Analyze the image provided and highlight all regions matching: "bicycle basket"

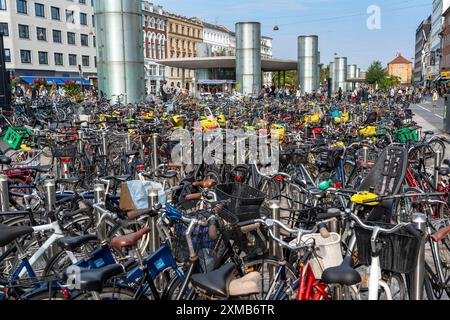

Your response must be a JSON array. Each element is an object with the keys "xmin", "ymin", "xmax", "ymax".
[
  {"xmin": 355, "ymin": 221, "xmax": 422, "ymax": 274},
  {"xmin": 215, "ymin": 183, "xmax": 266, "ymax": 222},
  {"xmin": 171, "ymin": 221, "xmax": 219, "ymax": 272},
  {"xmin": 293, "ymin": 232, "xmax": 343, "ymax": 279}
]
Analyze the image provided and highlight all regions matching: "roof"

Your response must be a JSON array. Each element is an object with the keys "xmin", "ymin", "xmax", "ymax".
[
  {"xmin": 202, "ymin": 22, "xmax": 230, "ymax": 33},
  {"xmin": 388, "ymin": 53, "xmax": 412, "ymax": 65},
  {"xmin": 158, "ymin": 56, "xmax": 297, "ymax": 71}
]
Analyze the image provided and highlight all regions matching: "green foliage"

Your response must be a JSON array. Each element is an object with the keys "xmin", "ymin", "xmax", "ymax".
[
  {"xmin": 365, "ymin": 61, "xmax": 386, "ymax": 85},
  {"xmin": 379, "ymin": 75, "xmax": 401, "ymax": 89}
]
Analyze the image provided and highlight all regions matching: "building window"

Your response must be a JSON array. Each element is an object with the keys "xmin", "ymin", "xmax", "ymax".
[
  {"xmin": 82, "ymin": 55, "xmax": 89, "ymax": 66},
  {"xmin": 0, "ymin": 0, "xmax": 6, "ymax": 10},
  {"xmin": 92, "ymin": 15, "xmax": 95, "ymax": 27},
  {"xmin": 53, "ymin": 30, "xmax": 62, "ymax": 43},
  {"xmin": 35, "ymin": 3, "xmax": 44, "ymax": 17},
  {"xmin": 20, "ymin": 50, "xmax": 31, "ymax": 63},
  {"xmin": 18, "ymin": 24, "xmax": 29, "ymax": 39},
  {"xmin": 79, "ymin": 0, "xmax": 86, "ymax": 4},
  {"xmin": 51, "ymin": 6, "xmax": 60, "ymax": 20},
  {"xmin": 80, "ymin": 34, "xmax": 88, "ymax": 46},
  {"xmin": 36, "ymin": 27, "xmax": 46, "ymax": 41},
  {"xmin": 67, "ymin": 32, "xmax": 76, "ymax": 45},
  {"xmin": 38, "ymin": 51, "xmax": 48, "ymax": 64},
  {"xmin": 0, "ymin": 23, "xmax": 8, "ymax": 36},
  {"xmin": 66, "ymin": 10, "xmax": 74, "ymax": 23},
  {"xmin": 80, "ymin": 12, "xmax": 87, "ymax": 25},
  {"xmin": 93, "ymin": 35, "xmax": 96, "ymax": 47},
  {"xmin": 54, "ymin": 52, "xmax": 63, "ymax": 66},
  {"xmin": 94, "ymin": 56, "xmax": 97, "ymax": 68},
  {"xmin": 16, "ymin": 0, "xmax": 27, "ymax": 14},
  {"xmin": 69, "ymin": 54, "xmax": 77, "ymax": 66},
  {"xmin": 4, "ymin": 49, "xmax": 10, "ymax": 62}
]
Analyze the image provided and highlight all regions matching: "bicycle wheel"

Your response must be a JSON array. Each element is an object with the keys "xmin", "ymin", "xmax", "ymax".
[
  {"xmin": 242, "ymin": 257, "xmax": 296, "ymax": 300},
  {"xmin": 72, "ymin": 286, "xmax": 148, "ymax": 300},
  {"xmin": 379, "ymin": 272, "xmax": 407, "ymax": 300}
]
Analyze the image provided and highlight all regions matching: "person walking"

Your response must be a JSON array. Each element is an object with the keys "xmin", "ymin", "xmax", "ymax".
[{"xmin": 432, "ymin": 88, "xmax": 439, "ymax": 108}]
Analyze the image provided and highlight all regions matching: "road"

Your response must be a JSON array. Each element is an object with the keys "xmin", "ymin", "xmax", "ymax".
[{"xmin": 410, "ymin": 97, "xmax": 450, "ymax": 160}]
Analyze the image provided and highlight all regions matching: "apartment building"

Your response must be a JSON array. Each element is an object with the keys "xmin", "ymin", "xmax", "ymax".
[{"xmin": 0, "ymin": 0, "xmax": 97, "ymax": 83}]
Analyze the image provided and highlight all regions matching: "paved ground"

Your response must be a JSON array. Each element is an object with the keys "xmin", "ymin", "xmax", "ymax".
[{"xmin": 410, "ymin": 97, "xmax": 450, "ymax": 159}]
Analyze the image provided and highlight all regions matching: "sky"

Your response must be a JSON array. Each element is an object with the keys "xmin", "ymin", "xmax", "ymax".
[{"xmin": 159, "ymin": 0, "xmax": 433, "ymax": 70}]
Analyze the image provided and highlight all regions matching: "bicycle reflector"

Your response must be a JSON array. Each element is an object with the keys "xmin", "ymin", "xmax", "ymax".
[
  {"xmin": 136, "ymin": 165, "xmax": 145, "ymax": 171},
  {"xmin": 60, "ymin": 158, "xmax": 71, "ymax": 164}
]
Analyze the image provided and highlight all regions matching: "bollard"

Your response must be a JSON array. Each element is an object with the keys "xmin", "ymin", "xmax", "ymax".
[
  {"xmin": 434, "ymin": 150, "xmax": 441, "ymax": 190},
  {"xmin": 94, "ymin": 184, "xmax": 106, "ymax": 240},
  {"xmin": 125, "ymin": 133, "xmax": 132, "ymax": 151},
  {"xmin": 44, "ymin": 179, "xmax": 56, "ymax": 213},
  {"xmin": 0, "ymin": 174, "xmax": 9, "ymax": 211},
  {"xmin": 77, "ymin": 130, "xmax": 84, "ymax": 154},
  {"xmin": 152, "ymin": 134, "xmax": 159, "ymax": 171},
  {"xmin": 94, "ymin": 184, "xmax": 105, "ymax": 204},
  {"xmin": 102, "ymin": 131, "xmax": 108, "ymax": 156},
  {"xmin": 269, "ymin": 200, "xmax": 281, "ymax": 259},
  {"xmin": 409, "ymin": 212, "xmax": 427, "ymax": 300},
  {"xmin": 148, "ymin": 188, "xmax": 159, "ymax": 253}
]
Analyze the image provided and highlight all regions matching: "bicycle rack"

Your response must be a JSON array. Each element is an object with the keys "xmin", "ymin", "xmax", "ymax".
[
  {"xmin": 434, "ymin": 151, "xmax": 441, "ymax": 190},
  {"xmin": 148, "ymin": 188, "xmax": 159, "ymax": 253},
  {"xmin": 410, "ymin": 212, "xmax": 427, "ymax": 300},
  {"xmin": 0, "ymin": 174, "xmax": 9, "ymax": 211},
  {"xmin": 44, "ymin": 179, "xmax": 56, "ymax": 213},
  {"xmin": 269, "ymin": 200, "xmax": 281, "ymax": 260}
]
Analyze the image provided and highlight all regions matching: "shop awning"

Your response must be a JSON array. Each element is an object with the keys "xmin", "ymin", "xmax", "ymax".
[
  {"xmin": 19, "ymin": 77, "xmax": 91, "ymax": 85},
  {"xmin": 197, "ymin": 80, "xmax": 236, "ymax": 85}
]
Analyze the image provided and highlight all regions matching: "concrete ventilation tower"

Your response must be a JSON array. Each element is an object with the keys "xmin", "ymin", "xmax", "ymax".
[{"xmin": 95, "ymin": 0, "xmax": 145, "ymax": 104}]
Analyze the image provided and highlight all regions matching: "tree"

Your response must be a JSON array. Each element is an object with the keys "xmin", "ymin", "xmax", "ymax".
[
  {"xmin": 273, "ymin": 70, "xmax": 297, "ymax": 87},
  {"xmin": 320, "ymin": 67, "xmax": 330, "ymax": 85},
  {"xmin": 365, "ymin": 61, "xmax": 386, "ymax": 86},
  {"xmin": 379, "ymin": 75, "xmax": 401, "ymax": 89}
]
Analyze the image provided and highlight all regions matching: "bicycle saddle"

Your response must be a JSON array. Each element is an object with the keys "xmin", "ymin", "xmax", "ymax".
[
  {"xmin": 158, "ymin": 170, "xmax": 178, "ymax": 179},
  {"xmin": 0, "ymin": 224, "xmax": 34, "ymax": 247},
  {"xmin": 321, "ymin": 256, "xmax": 361, "ymax": 286},
  {"xmin": 102, "ymin": 175, "xmax": 132, "ymax": 182},
  {"xmin": 62, "ymin": 264, "xmax": 123, "ymax": 293},
  {"xmin": 0, "ymin": 155, "xmax": 12, "ymax": 165},
  {"xmin": 435, "ymin": 167, "xmax": 450, "ymax": 176},
  {"xmin": 190, "ymin": 263, "xmax": 235, "ymax": 298},
  {"xmin": 57, "ymin": 234, "xmax": 98, "ymax": 251},
  {"xmin": 25, "ymin": 165, "xmax": 52, "ymax": 173},
  {"xmin": 125, "ymin": 150, "xmax": 139, "ymax": 157},
  {"xmin": 57, "ymin": 177, "xmax": 81, "ymax": 185},
  {"xmin": 110, "ymin": 227, "xmax": 150, "ymax": 249}
]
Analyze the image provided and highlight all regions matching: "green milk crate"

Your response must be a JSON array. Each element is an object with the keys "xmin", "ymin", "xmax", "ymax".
[{"xmin": 3, "ymin": 127, "xmax": 34, "ymax": 150}]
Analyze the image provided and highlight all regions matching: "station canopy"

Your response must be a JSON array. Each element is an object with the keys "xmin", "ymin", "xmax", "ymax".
[{"xmin": 158, "ymin": 56, "xmax": 297, "ymax": 72}]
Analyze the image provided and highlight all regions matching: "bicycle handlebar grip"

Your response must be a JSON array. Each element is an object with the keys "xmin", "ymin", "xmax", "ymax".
[
  {"xmin": 240, "ymin": 223, "xmax": 261, "ymax": 234},
  {"xmin": 404, "ymin": 224, "xmax": 422, "ymax": 238},
  {"xmin": 316, "ymin": 208, "xmax": 341, "ymax": 220},
  {"xmin": 318, "ymin": 224, "xmax": 330, "ymax": 239},
  {"xmin": 185, "ymin": 193, "xmax": 202, "ymax": 201}
]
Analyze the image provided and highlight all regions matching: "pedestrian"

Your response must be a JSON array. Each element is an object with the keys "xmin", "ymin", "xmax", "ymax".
[
  {"xmin": 337, "ymin": 87, "xmax": 343, "ymax": 101},
  {"xmin": 432, "ymin": 88, "xmax": 439, "ymax": 108}
]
